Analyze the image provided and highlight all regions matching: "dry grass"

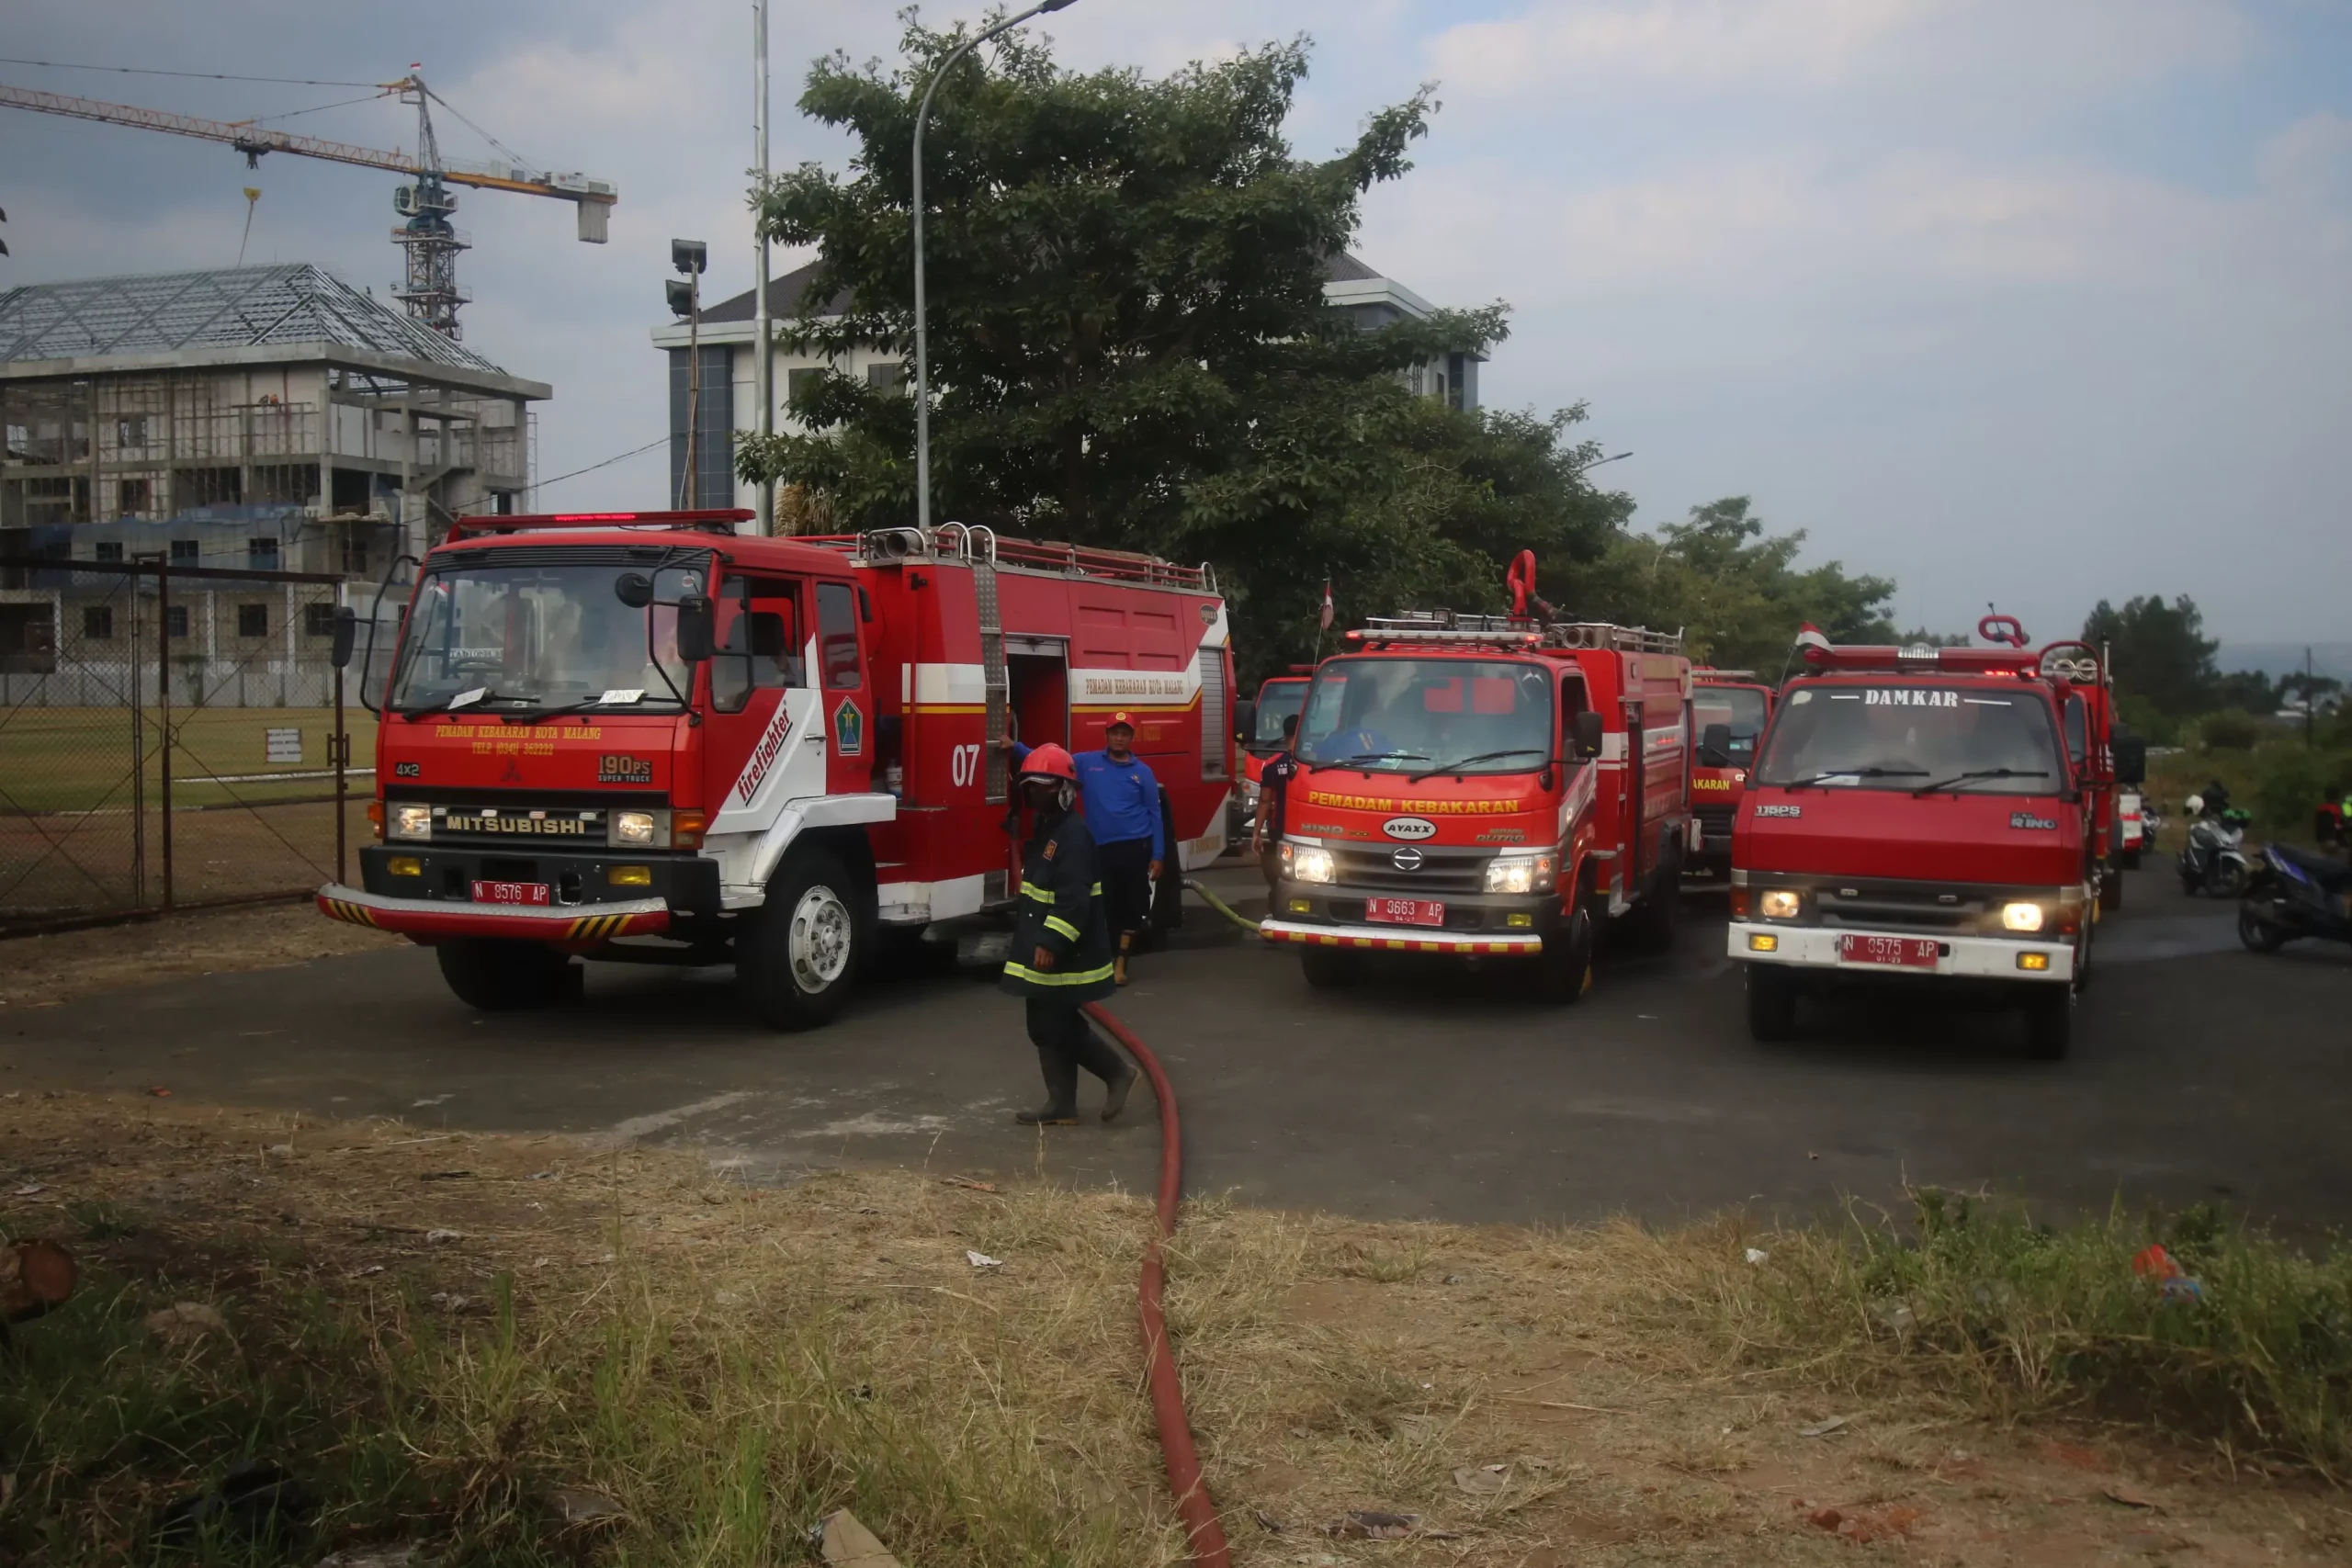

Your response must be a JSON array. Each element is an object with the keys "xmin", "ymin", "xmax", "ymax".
[{"xmin": 3, "ymin": 1095, "xmax": 2347, "ymax": 1566}]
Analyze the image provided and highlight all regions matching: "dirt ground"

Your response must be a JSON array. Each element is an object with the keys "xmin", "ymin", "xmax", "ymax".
[
  {"xmin": 3, "ymin": 1091, "xmax": 2342, "ymax": 1565},
  {"xmin": 0, "ymin": 897, "xmax": 401, "ymax": 1009}
]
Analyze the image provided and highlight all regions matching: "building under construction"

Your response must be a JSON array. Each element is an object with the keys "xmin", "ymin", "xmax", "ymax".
[{"xmin": 0, "ymin": 262, "xmax": 548, "ymax": 694}]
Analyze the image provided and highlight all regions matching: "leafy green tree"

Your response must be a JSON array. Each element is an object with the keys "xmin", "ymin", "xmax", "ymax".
[{"xmin": 2082, "ymin": 596, "xmax": 2221, "ymax": 719}]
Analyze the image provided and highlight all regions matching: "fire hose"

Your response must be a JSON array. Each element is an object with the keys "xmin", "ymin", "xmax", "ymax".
[
  {"xmin": 1081, "ymin": 1002, "xmax": 1234, "ymax": 1568},
  {"xmin": 1182, "ymin": 876, "xmax": 1265, "ymax": 938}
]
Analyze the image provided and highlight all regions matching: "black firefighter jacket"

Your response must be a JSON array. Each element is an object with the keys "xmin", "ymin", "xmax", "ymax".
[{"xmin": 999, "ymin": 807, "xmax": 1117, "ymax": 1003}]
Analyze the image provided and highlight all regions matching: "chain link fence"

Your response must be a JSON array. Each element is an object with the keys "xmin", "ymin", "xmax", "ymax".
[{"xmin": 0, "ymin": 555, "xmax": 369, "ymax": 932}]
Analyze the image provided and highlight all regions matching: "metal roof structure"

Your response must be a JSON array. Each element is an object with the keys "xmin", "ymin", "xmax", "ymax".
[{"xmin": 0, "ymin": 263, "xmax": 505, "ymax": 373}]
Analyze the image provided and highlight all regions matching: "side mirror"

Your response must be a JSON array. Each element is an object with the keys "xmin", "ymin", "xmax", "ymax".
[
  {"xmin": 2113, "ymin": 736, "xmax": 2147, "ymax": 786},
  {"xmin": 615, "ymin": 571, "xmax": 655, "ymax": 609},
  {"xmin": 1571, "ymin": 709, "xmax": 1605, "ymax": 761},
  {"xmin": 674, "ymin": 594, "xmax": 717, "ymax": 663},
  {"xmin": 1699, "ymin": 721, "xmax": 1733, "ymax": 768},
  {"xmin": 1231, "ymin": 699, "xmax": 1255, "ymax": 744},
  {"xmin": 328, "ymin": 605, "xmax": 357, "ymax": 670}
]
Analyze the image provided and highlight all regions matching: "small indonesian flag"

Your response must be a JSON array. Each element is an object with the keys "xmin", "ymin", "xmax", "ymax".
[
  {"xmin": 1794, "ymin": 621, "xmax": 1832, "ymax": 654},
  {"xmin": 1318, "ymin": 580, "xmax": 1334, "ymax": 631}
]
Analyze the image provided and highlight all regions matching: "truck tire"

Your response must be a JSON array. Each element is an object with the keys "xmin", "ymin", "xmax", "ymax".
[
  {"xmin": 1745, "ymin": 964, "xmax": 1797, "ymax": 1042},
  {"xmin": 2024, "ymin": 984, "xmax": 2074, "ymax": 1061},
  {"xmin": 435, "ymin": 938, "xmax": 573, "ymax": 1011},
  {"xmin": 1298, "ymin": 945, "xmax": 1360, "ymax": 989},
  {"xmin": 1533, "ymin": 906, "xmax": 1594, "ymax": 1004},
  {"xmin": 739, "ymin": 848, "xmax": 862, "ymax": 1031}
]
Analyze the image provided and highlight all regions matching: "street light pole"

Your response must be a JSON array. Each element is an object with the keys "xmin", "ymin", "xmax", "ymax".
[{"xmin": 912, "ymin": 0, "xmax": 1076, "ymax": 535}]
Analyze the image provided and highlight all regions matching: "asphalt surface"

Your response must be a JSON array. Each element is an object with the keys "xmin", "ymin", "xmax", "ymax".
[{"xmin": 5, "ymin": 859, "xmax": 2347, "ymax": 1233}]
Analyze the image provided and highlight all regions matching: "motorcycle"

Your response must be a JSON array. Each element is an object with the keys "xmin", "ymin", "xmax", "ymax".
[
  {"xmin": 2238, "ymin": 840, "xmax": 2352, "ymax": 953},
  {"xmin": 2178, "ymin": 807, "xmax": 2253, "ymax": 897}
]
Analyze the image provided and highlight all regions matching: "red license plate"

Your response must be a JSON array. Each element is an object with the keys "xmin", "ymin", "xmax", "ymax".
[
  {"xmin": 1365, "ymin": 897, "xmax": 1445, "ymax": 928},
  {"xmin": 1838, "ymin": 933, "xmax": 1939, "ymax": 969},
  {"xmin": 471, "ymin": 880, "xmax": 550, "ymax": 907}
]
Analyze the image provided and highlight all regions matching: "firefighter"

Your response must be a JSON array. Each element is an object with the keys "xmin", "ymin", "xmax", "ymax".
[
  {"xmin": 1002, "ymin": 713, "xmax": 1163, "ymax": 986},
  {"xmin": 1251, "ymin": 712, "xmax": 1300, "ymax": 889},
  {"xmin": 1001, "ymin": 744, "xmax": 1136, "ymax": 1126}
]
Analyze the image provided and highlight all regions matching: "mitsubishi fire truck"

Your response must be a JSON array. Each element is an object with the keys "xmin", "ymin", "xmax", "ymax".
[
  {"xmin": 318, "ymin": 511, "xmax": 1237, "ymax": 1028},
  {"xmin": 1686, "ymin": 669, "xmax": 1775, "ymax": 885},
  {"xmin": 1725, "ymin": 620, "xmax": 2143, "ymax": 1060},
  {"xmin": 1257, "ymin": 560, "xmax": 1691, "ymax": 998}
]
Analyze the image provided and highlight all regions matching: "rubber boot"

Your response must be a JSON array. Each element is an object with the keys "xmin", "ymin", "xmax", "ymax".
[
  {"xmin": 1014, "ymin": 1045, "xmax": 1080, "ymax": 1125},
  {"xmin": 1071, "ymin": 1025, "xmax": 1136, "ymax": 1122}
]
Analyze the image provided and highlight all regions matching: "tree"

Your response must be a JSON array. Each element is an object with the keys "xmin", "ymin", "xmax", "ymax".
[
  {"xmin": 1577, "ymin": 497, "xmax": 1897, "ymax": 672},
  {"xmin": 2081, "ymin": 596, "xmax": 2220, "ymax": 719}
]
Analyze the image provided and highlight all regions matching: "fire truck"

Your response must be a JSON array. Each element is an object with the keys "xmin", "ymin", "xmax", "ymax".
[
  {"xmin": 1257, "ymin": 558, "xmax": 1691, "ymax": 997},
  {"xmin": 1686, "ymin": 669, "xmax": 1775, "ymax": 885},
  {"xmin": 1234, "ymin": 671, "xmax": 1309, "ymax": 835},
  {"xmin": 1726, "ymin": 620, "xmax": 2143, "ymax": 1060},
  {"xmin": 317, "ymin": 511, "xmax": 1237, "ymax": 1028}
]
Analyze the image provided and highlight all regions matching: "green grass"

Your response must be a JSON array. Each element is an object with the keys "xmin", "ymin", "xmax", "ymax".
[
  {"xmin": 0, "ymin": 708, "xmax": 379, "ymax": 814},
  {"xmin": 2149, "ymin": 734, "xmax": 2352, "ymax": 845}
]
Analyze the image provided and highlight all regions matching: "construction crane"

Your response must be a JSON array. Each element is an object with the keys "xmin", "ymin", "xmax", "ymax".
[{"xmin": 0, "ymin": 73, "xmax": 616, "ymax": 341}]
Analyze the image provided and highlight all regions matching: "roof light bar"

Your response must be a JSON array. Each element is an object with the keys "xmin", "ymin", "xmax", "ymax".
[{"xmin": 448, "ymin": 508, "xmax": 755, "ymax": 537}]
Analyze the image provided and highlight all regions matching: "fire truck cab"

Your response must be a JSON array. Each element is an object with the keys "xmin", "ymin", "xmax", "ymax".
[
  {"xmin": 320, "ymin": 511, "xmax": 1235, "ymax": 1029},
  {"xmin": 1259, "ymin": 571, "xmax": 1690, "ymax": 998},
  {"xmin": 1727, "ymin": 626, "xmax": 2133, "ymax": 1059},
  {"xmin": 1686, "ymin": 670, "xmax": 1774, "ymax": 885}
]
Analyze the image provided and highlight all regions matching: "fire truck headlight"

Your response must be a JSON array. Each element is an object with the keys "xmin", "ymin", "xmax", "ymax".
[
  {"xmin": 614, "ymin": 810, "xmax": 658, "ymax": 845},
  {"xmin": 1288, "ymin": 845, "xmax": 1336, "ymax": 885},
  {"xmin": 390, "ymin": 805, "xmax": 434, "ymax": 841},
  {"xmin": 1485, "ymin": 854, "xmax": 1555, "ymax": 895},
  {"xmin": 1758, "ymin": 887, "xmax": 1802, "ymax": 919},
  {"xmin": 2001, "ymin": 900, "xmax": 2045, "ymax": 932}
]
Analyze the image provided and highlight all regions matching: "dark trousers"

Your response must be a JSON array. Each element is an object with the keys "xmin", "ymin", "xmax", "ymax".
[
  {"xmin": 1098, "ymin": 835, "xmax": 1154, "ymax": 940},
  {"xmin": 1025, "ymin": 998, "xmax": 1130, "ymax": 1111}
]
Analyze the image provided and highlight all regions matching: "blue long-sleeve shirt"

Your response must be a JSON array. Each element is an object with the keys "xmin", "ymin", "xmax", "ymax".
[{"xmin": 1010, "ymin": 742, "xmax": 1165, "ymax": 858}]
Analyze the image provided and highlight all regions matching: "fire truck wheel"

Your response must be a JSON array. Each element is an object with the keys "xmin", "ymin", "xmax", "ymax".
[
  {"xmin": 2024, "ymin": 984, "xmax": 2074, "ymax": 1061},
  {"xmin": 1533, "ymin": 907, "xmax": 1594, "ymax": 1003},
  {"xmin": 435, "ymin": 939, "xmax": 573, "ymax": 1011},
  {"xmin": 741, "ymin": 850, "xmax": 862, "ymax": 1031},
  {"xmin": 1745, "ymin": 964, "xmax": 1797, "ymax": 1043},
  {"xmin": 1298, "ymin": 945, "xmax": 1361, "ymax": 989}
]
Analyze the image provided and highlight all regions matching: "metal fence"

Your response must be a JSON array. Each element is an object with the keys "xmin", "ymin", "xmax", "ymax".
[{"xmin": 0, "ymin": 555, "xmax": 369, "ymax": 932}]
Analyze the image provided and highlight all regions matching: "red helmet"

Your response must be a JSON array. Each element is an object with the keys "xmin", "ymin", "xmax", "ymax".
[{"xmin": 1017, "ymin": 742, "xmax": 1078, "ymax": 782}]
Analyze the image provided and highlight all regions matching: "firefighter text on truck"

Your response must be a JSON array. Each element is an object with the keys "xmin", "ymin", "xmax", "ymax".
[
  {"xmin": 1726, "ymin": 623, "xmax": 2133, "ymax": 1060},
  {"xmin": 1257, "ymin": 554, "xmax": 1690, "ymax": 998},
  {"xmin": 318, "ymin": 512, "xmax": 1236, "ymax": 1030}
]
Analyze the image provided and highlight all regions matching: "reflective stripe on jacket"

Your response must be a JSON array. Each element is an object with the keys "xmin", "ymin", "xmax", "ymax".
[{"xmin": 1000, "ymin": 810, "xmax": 1117, "ymax": 1002}]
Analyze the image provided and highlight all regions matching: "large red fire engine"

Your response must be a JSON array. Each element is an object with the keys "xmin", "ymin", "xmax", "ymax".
[
  {"xmin": 318, "ymin": 511, "xmax": 1236, "ymax": 1027},
  {"xmin": 1686, "ymin": 669, "xmax": 1775, "ymax": 885},
  {"xmin": 1257, "ymin": 558, "xmax": 1691, "ymax": 997},
  {"xmin": 1726, "ymin": 619, "xmax": 2142, "ymax": 1059}
]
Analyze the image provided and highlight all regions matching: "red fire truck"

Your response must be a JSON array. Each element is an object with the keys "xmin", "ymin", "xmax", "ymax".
[
  {"xmin": 1726, "ymin": 622, "xmax": 2142, "ymax": 1059},
  {"xmin": 1686, "ymin": 669, "xmax": 1775, "ymax": 885},
  {"xmin": 1235, "ymin": 672, "xmax": 1309, "ymax": 834},
  {"xmin": 318, "ymin": 511, "xmax": 1237, "ymax": 1028},
  {"xmin": 1257, "ymin": 560, "xmax": 1691, "ymax": 997}
]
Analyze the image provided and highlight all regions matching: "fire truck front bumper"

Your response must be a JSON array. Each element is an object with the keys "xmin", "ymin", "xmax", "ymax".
[
  {"xmin": 1727, "ymin": 920, "xmax": 2075, "ymax": 982},
  {"xmin": 317, "ymin": 885, "xmax": 672, "ymax": 943},
  {"xmin": 1258, "ymin": 918, "xmax": 1545, "ymax": 956}
]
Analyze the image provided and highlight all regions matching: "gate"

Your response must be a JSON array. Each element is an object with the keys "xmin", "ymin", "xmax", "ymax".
[{"xmin": 0, "ymin": 554, "xmax": 364, "ymax": 932}]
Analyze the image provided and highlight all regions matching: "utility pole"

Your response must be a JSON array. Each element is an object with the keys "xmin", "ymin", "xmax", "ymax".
[
  {"xmin": 2308, "ymin": 645, "xmax": 2316, "ymax": 750},
  {"xmin": 912, "ymin": 0, "xmax": 1077, "ymax": 535},
  {"xmin": 753, "ymin": 0, "xmax": 775, "ymax": 535},
  {"xmin": 669, "ymin": 240, "xmax": 707, "ymax": 507}
]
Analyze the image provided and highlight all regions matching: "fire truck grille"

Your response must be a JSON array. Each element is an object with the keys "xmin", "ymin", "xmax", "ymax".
[
  {"xmin": 1814, "ymin": 884, "xmax": 1996, "ymax": 934},
  {"xmin": 1694, "ymin": 805, "xmax": 1737, "ymax": 840},
  {"xmin": 1327, "ymin": 843, "xmax": 1493, "ymax": 896}
]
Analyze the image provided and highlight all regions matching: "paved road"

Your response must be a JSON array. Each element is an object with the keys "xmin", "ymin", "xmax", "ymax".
[{"xmin": 5, "ymin": 863, "xmax": 2346, "ymax": 1232}]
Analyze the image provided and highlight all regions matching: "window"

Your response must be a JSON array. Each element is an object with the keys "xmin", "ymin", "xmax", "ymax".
[
  {"xmin": 710, "ymin": 576, "xmax": 805, "ymax": 713},
  {"xmin": 865, "ymin": 361, "xmax": 906, "ymax": 391},
  {"xmin": 237, "ymin": 603, "xmax": 270, "ymax": 638},
  {"xmin": 248, "ymin": 536, "xmax": 281, "ymax": 570},
  {"xmin": 343, "ymin": 535, "xmax": 371, "ymax": 576},
  {"xmin": 117, "ymin": 416, "xmax": 148, "ymax": 446},
  {"xmin": 0, "ymin": 604, "xmax": 57, "ymax": 673},
  {"xmin": 1754, "ymin": 684, "xmax": 2062, "ymax": 795},
  {"xmin": 93, "ymin": 542, "xmax": 124, "ymax": 563},
  {"xmin": 117, "ymin": 477, "xmax": 151, "ymax": 516},
  {"xmin": 170, "ymin": 538, "xmax": 199, "ymax": 564},
  {"xmin": 817, "ymin": 581, "xmax": 861, "ymax": 689},
  {"xmin": 303, "ymin": 603, "xmax": 337, "ymax": 638},
  {"xmin": 83, "ymin": 605, "xmax": 115, "ymax": 640},
  {"xmin": 786, "ymin": 367, "xmax": 823, "ymax": 406},
  {"xmin": 165, "ymin": 604, "xmax": 189, "ymax": 639}
]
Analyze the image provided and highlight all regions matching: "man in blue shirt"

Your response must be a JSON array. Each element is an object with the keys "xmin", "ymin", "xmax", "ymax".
[{"xmin": 1004, "ymin": 711, "xmax": 1163, "ymax": 986}]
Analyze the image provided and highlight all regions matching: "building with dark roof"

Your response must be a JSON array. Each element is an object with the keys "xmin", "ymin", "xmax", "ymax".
[{"xmin": 648, "ymin": 253, "xmax": 1482, "ymax": 518}]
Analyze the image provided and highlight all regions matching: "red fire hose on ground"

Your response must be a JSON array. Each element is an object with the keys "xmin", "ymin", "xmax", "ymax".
[{"xmin": 1083, "ymin": 1001, "xmax": 1233, "ymax": 1568}]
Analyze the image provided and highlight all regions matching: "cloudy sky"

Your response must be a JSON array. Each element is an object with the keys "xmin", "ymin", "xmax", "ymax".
[{"xmin": 5, "ymin": 0, "xmax": 2346, "ymax": 644}]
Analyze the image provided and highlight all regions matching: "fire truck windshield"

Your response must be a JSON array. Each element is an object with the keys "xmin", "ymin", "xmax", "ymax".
[
  {"xmin": 1250, "ymin": 682, "xmax": 1307, "ymax": 751},
  {"xmin": 1755, "ymin": 683, "xmax": 2063, "ymax": 795},
  {"xmin": 1692, "ymin": 686, "xmax": 1769, "ymax": 761},
  {"xmin": 390, "ymin": 559, "xmax": 704, "ymax": 715},
  {"xmin": 1295, "ymin": 657, "xmax": 1555, "ymax": 774}
]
